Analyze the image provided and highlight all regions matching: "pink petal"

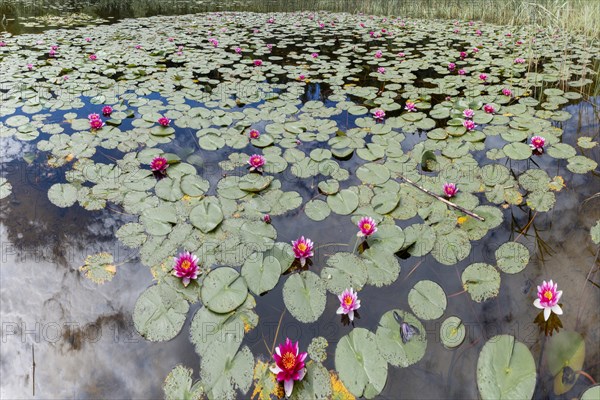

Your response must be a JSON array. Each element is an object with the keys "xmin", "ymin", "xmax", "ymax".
[{"xmin": 284, "ymin": 379, "xmax": 294, "ymax": 397}]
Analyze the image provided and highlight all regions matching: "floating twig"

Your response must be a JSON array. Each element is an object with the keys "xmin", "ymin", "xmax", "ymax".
[
  {"xmin": 32, "ymin": 344, "xmax": 36, "ymax": 397},
  {"xmin": 400, "ymin": 176, "xmax": 485, "ymax": 221}
]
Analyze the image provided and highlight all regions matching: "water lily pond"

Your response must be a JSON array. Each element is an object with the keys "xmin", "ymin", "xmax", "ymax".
[{"xmin": 1, "ymin": 5, "xmax": 600, "ymax": 400}]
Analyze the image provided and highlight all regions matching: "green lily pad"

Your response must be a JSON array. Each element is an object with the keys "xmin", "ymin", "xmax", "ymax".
[
  {"xmin": 361, "ymin": 248, "xmax": 401, "ymax": 287},
  {"xmin": 0, "ymin": 178, "xmax": 12, "ymax": 199},
  {"xmin": 189, "ymin": 197, "xmax": 224, "ymax": 233},
  {"xmin": 477, "ymin": 335, "xmax": 536, "ymax": 400},
  {"xmin": 163, "ymin": 365, "xmax": 204, "ymax": 400},
  {"xmin": 141, "ymin": 205, "xmax": 178, "ymax": 235},
  {"xmin": 408, "ymin": 280, "xmax": 446, "ymax": 320},
  {"xmin": 305, "ymin": 199, "xmax": 331, "ymax": 221},
  {"xmin": 133, "ymin": 284, "xmax": 189, "ymax": 342},
  {"xmin": 327, "ymin": 189, "xmax": 359, "ymax": 215},
  {"xmin": 241, "ymin": 252, "xmax": 281, "ymax": 296},
  {"xmin": 283, "ymin": 271, "xmax": 326, "ymax": 323},
  {"xmin": 503, "ymin": 142, "xmax": 533, "ymax": 160},
  {"xmin": 567, "ymin": 156, "xmax": 597, "ymax": 174},
  {"xmin": 462, "ymin": 263, "xmax": 501, "ymax": 302},
  {"xmin": 546, "ymin": 331, "xmax": 585, "ymax": 395},
  {"xmin": 321, "ymin": 252, "xmax": 369, "ymax": 294},
  {"xmin": 495, "ymin": 242, "xmax": 529, "ymax": 274},
  {"xmin": 366, "ymin": 224, "xmax": 405, "ymax": 253},
  {"xmin": 48, "ymin": 183, "xmax": 78, "ymax": 207},
  {"xmin": 335, "ymin": 328, "xmax": 388, "ymax": 399},
  {"xmin": 200, "ymin": 338, "xmax": 254, "ymax": 399},
  {"xmin": 375, "ymin": 309, "xmax": 426, "ymax": 367},
  {"xmin": 440, "ymin": 316, "xmax": 465, "ymax": 349},
  {"xmin": 289, "ymin": 362, "xmax": 332, "ymax": 400},
  {"xmin": 79, "ymin": 252, "xmax": 116, "ymax": 284},
  {"xmin": 581, "ymin": 385, "xmax": 600, "ymax": 400},
  {"xmin": 201, "ymin": 267, "xmax": 248, "ymax": 314},
  {"xmin": 356, "ymin": 163, "xmax": 390, "ymax": 185}
]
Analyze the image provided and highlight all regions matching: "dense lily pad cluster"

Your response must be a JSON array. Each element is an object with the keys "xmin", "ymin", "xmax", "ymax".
[{"xmin": 1, "ymin": 10, "xmax": 599, "ymax": 399}]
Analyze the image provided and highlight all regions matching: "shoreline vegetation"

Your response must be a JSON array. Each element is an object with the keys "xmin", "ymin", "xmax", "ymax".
[{"xmin": 1, "ymin": 0, "xmax": 599, "ymax": 37}]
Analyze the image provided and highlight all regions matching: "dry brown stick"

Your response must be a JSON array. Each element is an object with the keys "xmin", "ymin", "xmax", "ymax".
[
  {"xmin": 400, "ymin": 176, "xmax": 485, "ymax": 221},
  {"xmin": 32, "ymin": 344, "xmax": 36, "ymax": 397}
]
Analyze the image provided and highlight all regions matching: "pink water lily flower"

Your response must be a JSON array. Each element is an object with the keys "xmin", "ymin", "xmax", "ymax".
[
  {"xmin": 311, "ymin": 52, "xmax": 318, "ymax": 58},
  {"xmin": 235, "ymin": 47, "xmax": 242, "ymax": 53},
  {"xmin": 51, "ymin": 45, "xmax": 58, "ymax": 50},
  {"xmin": 27, "ymin": 64, "xmax": 33, "ymax": 70},
  {"xmin": 88, "ymin": 113, "xmax": 101, "ymax": 121},
  {"xmin": 89, "ymin": 118, "xmax": 104, "ymax": 130},
  {"xmin": 476, "ymin": 29, "xmax": 482, "ymax": 36},
  {"xmin": 502, "ymin": 88, "xmax": 512, "ymax": 96},
  {"xmin": 479, "ymin": 73, "xmax": 488, "ymax": 81},
  {"xmin": 269, "ymin": 338, "xmax": 307, "ymax": 398},
  {"xmin": 463, "ymin": 108, "xmax": 475, "ymax": 119},
  {"xmin": 85, "ymin": 37, "xmax": 91, "ymax": 42},
  {"xmin": 377, "ymin": 67, "xmax": 385, "ymax": 74},
  {"xmin": 158, "ymin": 116, "xmax": 171, "ymax": 127},
  {"xmin": 135, "ymin": 44, "xmax": 142, "ymax": 49},
  {"xmin": 150, "ymin": 156, "xmax": 168, "ymax": 172},
  {"xmin": 374, "ymin": 50, "xmax": 383, "ymax": 58},
  {"xmin": 530, "ymin": 135, "xmax": 546, "ymax": 150},
  {"xmin": 253, "ymin": 59, "xmax": 263, "ymax": 67},
  {"xmin": 168, "ymin": 37, "xmax": 174, "ymax": 42},
  {"xmin": 267, "ymin": 43, "xmax": 273, "ymax": 50},
  {"xmin": 172, "ymin": 251, "xmax": 200, "ymax": 287},
  {"xmin": 448, "ymin": 62, "xmax": 456, "ymax": 71},
  {"xmin": 248, "ymin": 129, "xmax": 260, "ymax": 139},
  {"xmin": 397, "ymin": 52, "xmax": 405, "ymax": 57},
  {"xmin": 357, "ymin": 216, "xmax": 377, "ymax": 237},
  {"xmin": 373, "ymin": 109, "xmax": 385, "ymax": 120},
  {"xmin": 458, "ymin": 69, "xmax": 466, "ymax": 75},
  {"xmin": 248, "ymin": 154, "xmax": 266, "ymax": 172},
  {"xmin": 483, "ymin": 104, "xmax": 495, "ymax": 114},
  {"xmin": 459, "ymin": 51, "xmax": 467, "ymax": 59},
  {"xmin": 443, "ymin": 183, "xmax": 458, "ymax": 198},
  {"xmin": 534, "ymin": 280, "xmax": 563, "ymax": 321},
  {"xmin": 298, "ymin": 74, "xmax": 306, "ymax": 81},
  {"xmin": 337, "ymin": 288, "xmax": 361, "ymax": 321},
  {"xmin": 88, "ymin": 53, "xmax": 97, "ymax": 61},
  {"xmin": 405, "ymin": 101, "xmax": 417, "ymax": 112},
  {"xmin": 514, "ymin": 57, "xmax": 526, "ymax": 64},
  {"xmin": 49, "ymin": 49, "xmax": 57, "ymax": 57},
  {"xmin": 292, "ymin": 236, "xmax": 313, "ymax": 266},
  {"xmin": 0, "ymin": 41, "xmax": 6, "ymax": 47},
  {"xmin": 102, "ymin": 105, "xmax": 113, "ymax": 116},
  {"xmin": 263, "ymin": 214, "xmax": 271, "ymax": 224},
  {"xmin": 463, "ymin": 120, "xmax": 477, "ymax": 131}
]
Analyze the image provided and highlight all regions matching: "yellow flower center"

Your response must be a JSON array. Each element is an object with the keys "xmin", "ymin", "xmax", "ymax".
[
  {"xmin": 543, "ymin": 290, "xmax": 553, "ymax": 301},
  {"xmin": 344, "ymin": 295, "xmax": 353, "ymax": 306},
  {"xmin": 282, "ymin": 352, "xmax": 296, "ymax": 370},
  {"xmin": 297, "ymin": 243, "xmax": 307, "ymax": 251},
  {"xmin": 181, "ymin": 260, "xmax": 191, "ymax": 270},
  {"xmin": 363, "ymin": 223, "xmax": 371, "ymax": 231}
]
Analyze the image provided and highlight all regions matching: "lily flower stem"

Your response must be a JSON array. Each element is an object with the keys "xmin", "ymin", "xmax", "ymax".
[
  {"xmin": 351, "ymin": 236, "xmax": 361, "ymax": 254},
  {"xmin": 575, "ymin": 370, "xmax": 597, "ymax": 385}
]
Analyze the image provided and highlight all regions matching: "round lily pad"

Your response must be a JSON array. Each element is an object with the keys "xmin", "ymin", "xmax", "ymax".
[
  {"xmin": 408, "ymin": 280, "xmax": 446, "ymax": 320},
  {"xmin": 283, "ymin": 271, "xmax": 326, "ymax": 323},
  {"xmin": 190, "ymin": 197, "xmax": 224, "ymax": 233},
  {"xmin": 201, "ymin": 267, "xmax": 248, "ymax": 314},
  {"xmin": 495, "ymin": 242, "xmax": 529, "ymax": 274},
  {"xmin": 462, "ymin": 263, "xmax": 500, "ymax": 302},
  {"xmin": 477, "ymin": 335, "xmax": 536, "ymax": 400},
  {"xmin": 440, "ymin": 316, "xmax": 466, "ymax": 349},
  {"xmin": 375, "ymin": 309, "xmax": 426, "ymax": 367},
  {"xmin": 335, "ymin": 328, "xmax": 388, "ymax": 399},
  {"xmin": 48, "ymin": 183, "xmax": 78, "ymax": 208},
  {"xmin": 327, "ymin": 189, "xmax": 359, "ymax": 215},
  {"xmin": 304, "ymin": 199, "xmax": 331, "ymax": 221},
  {"xmin": 133, "ymin": 284, "xmax": 189, "ymax": 342},
  {"xmin": 241, "ymin": 252, "xmax": 281, "ymax": 296}
]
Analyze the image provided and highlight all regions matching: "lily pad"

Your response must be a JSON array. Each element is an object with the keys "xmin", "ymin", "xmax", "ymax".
[
  {"xmin": 283, "ymin": 271, "xmax": 326, "ymax": 323},
  {"xmin": 375, "ymin": 309, "xmax": 426, "ymax": 367},
  {"xmin": 546, "ymin": 331, "xmax": 585, "ymax": 395},
  {"xmin": 335, "ymin": 328, "xmax": 388, "ymax": 399},
  {"xmin": 48, "ymin": 183, "xmax": 78, "ymax": 207},
  {"xmin": 321, "ymin": 252, "xmax": 369, "ymax": 294},
  {"xmin": 133, "ymin": 284, "xmax": 189, "ymax": 342},
  {"xmin": 327, "ymin": 189, "xmax": 359, "ymax": 215},
  {"xmin": 440, "ymin": 316, "xmax": 466, "ymax": 349},
  {"xmin": 495, "ymin": 242, "xmax": 529, "ymax": 274},
  {"xmin": 408, "ymin": 280, "xmax": 446, "ymax": 320},
  {"xmin": 189, "ymin": 197, "xmax": 224, "ymax": 233},
  {"xmin": 477, "ymin": 335, "xmax": 536, "ymax": 400},
  {"xmin": 462, "ymin": 263, "xmax": 501, "ymax": 302},
  {"xmin": 241, "ymin": 252, "xmax": 281, "ymax": 296},
  {"xmin": 79, "ymin": 252, "xmax": 116, "ymax": 284},
  {"xmin": 201, "ymin": 267, "xmax": 248, "ymax": 314}
]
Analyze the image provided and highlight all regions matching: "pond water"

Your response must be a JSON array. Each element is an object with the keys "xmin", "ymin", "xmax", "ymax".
[{"xmin": 1, "ymin": 4, "xmax": 599, "ymax": 400}]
